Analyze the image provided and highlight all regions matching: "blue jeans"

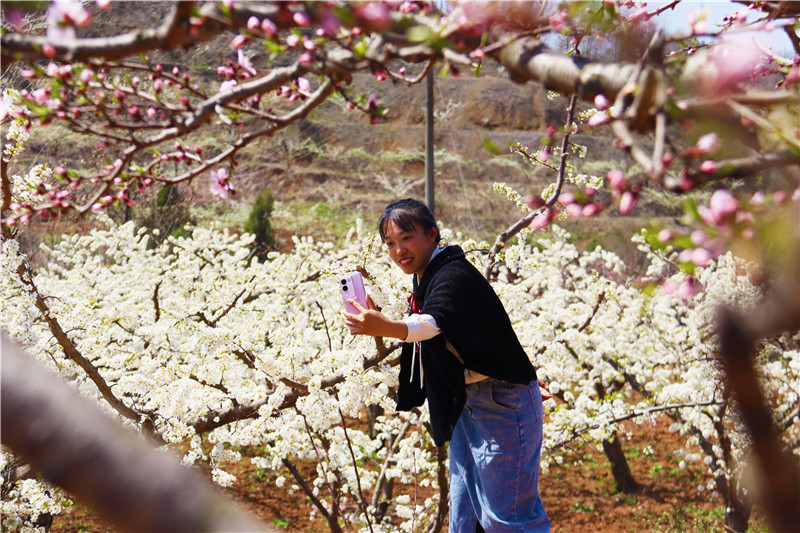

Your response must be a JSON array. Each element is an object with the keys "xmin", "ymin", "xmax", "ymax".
[{"xmin": 449, "ymin": 379, "xmax": 550, "ymax": 533}]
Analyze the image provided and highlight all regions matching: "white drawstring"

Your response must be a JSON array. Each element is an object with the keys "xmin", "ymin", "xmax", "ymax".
[{"xmin": 410, "ymin": 342, "xmax": 424, "ymax": 388}]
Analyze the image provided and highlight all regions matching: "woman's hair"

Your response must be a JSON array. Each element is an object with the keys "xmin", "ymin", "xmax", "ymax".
[{"xmin": 379, "ymin": 198, "xmax": 441, "ymax": 244}]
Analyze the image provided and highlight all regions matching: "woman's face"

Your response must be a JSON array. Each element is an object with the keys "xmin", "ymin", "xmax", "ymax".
[{"xmin": 383, "ymin": 220, "xmax": 438, "ymax": 279}]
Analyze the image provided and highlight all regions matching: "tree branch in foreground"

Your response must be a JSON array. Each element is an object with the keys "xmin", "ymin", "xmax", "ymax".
[
  {"xmin": 0, "ymin": 335, "xmax": 269, "ymax": 533},
  {"xmin": 716, "ymin": 280, "xmax": 800, "ymax": 533}
]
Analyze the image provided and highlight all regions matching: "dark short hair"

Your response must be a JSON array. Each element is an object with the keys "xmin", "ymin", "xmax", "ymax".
[{"xmin": 378, "ymin": 198, "xmax": 441, "ymax": 244}]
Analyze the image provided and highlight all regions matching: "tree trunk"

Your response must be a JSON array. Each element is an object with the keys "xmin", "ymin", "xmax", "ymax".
[
  {"xmin": 723, "ymin": 476, "xmax": 753, "ymax": 533},
  {"xmin": 602, "ymin": 432, "xmax": 642, "ymax": 494}
]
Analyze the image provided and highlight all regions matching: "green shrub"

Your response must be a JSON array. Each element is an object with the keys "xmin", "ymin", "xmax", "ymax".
[{"xmin": 245, "ymin": 187, "xmax": 276, "ymax": 261}]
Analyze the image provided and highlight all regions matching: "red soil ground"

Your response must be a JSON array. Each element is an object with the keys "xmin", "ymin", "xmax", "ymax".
[{"xmin": 50, "ymin": 416, "xmax": 768, "ymax": 533}]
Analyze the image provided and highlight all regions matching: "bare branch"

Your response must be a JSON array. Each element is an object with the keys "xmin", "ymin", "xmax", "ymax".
[
  {"xmin": 484, "ymin": 93, "xmax": 578, "ymax": 279},
  {"xmin": 1, "ymin": 336, "xmax": 268, "ymax": 533},
  {"xmin": 16, "ymin": 263, "xmax": 149, "ymax": 434},
  {"xmin": 188, "ymin": 340, "xmax": 402, "ymax": 434}
]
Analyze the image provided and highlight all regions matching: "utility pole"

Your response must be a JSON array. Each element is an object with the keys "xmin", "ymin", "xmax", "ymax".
[{"xmin": 424, "ymin": 68, "xmax": 434, "ymax": 213}]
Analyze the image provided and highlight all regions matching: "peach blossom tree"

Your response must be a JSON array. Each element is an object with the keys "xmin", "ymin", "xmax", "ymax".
[{"xmin": 1, "ymin": 1, "xmax": 799, "ymax": 532}]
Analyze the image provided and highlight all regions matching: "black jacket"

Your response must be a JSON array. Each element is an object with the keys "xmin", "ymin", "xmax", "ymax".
[{"xmin": 396, "ymin": 245, "xmax": 537, "ymax": 446}]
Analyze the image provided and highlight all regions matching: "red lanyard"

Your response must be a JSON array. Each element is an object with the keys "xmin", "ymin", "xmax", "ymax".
[{"xmin": 407, "ymin": 291, "xmax": 419, "ymax": 314}]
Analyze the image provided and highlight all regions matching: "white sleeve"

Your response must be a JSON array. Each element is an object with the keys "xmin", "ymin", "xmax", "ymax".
[{"xmin": 403, "ymin": 313, "xmax": 441, "ymax": 342}]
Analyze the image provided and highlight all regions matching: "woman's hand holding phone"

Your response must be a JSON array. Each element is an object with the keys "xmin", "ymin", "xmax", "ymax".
[{"xmin": 339, "ymin": 273, "xmax": 408, "ymax": 340}]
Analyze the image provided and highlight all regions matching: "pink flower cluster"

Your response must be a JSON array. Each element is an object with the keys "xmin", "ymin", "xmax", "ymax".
[{"xmin": 209, "ymin": 168, "xmax": 233, "ymax": 199}]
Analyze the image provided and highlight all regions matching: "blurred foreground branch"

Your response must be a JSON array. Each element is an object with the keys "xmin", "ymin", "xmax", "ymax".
[
  {"xmin": 0, "ymin": 335, "xmax": 269, "ymax": 533},
  {"xmin": 716, "ymin": 212, "xmax": 800, "ymax": 533}
]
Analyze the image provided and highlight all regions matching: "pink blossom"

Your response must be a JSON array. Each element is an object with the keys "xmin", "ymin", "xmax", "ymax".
[
  {"xmin": 677, "ymin": 278, "xmax": 702, "ymax": 301},
  {"xmin": 702, "ymin": 40, "xmax": 765, "ymax": 96},
  {"xmin": 0, "ymin": 94, "xmax": 13, "ymax": 122},
  {"xmin": 549, "ymin": 11, "xmax": 567, "ymax": 32},
  {"xmin": 153, "ymin": 79, "xmax": 163, "ymax": 92},
  {"xmin": 606, "ymin": 169, "xmax": 627, "ymax": 191},
  {"xmin": 686, "ymin": 9, "xmax": 707, "ymax": 34},
  {"xmin": 217, "ymin": 65, "xmax": 235, "ymax": 77},
  {"xmin": 45, "ymin": 62, "xmax": 59, "ymax": 78},
  {"xmin": 320, "ymin": 14, "xmax": 341, "ymax": 36},
  {"xmin": 32, "ymin": 88, "xmax": 49, "ymax": 104},
  {"xmin": 297, "ymin": 77, "xmax": 311, "ymax": 94},
  {"xmin": 558, "ymin": 192, "xmax": 576, "ymax": 205},
  {"xmin": 48, "ymin": 0, "xmax": 92, "ymax": 34},
  {"xmin": 699, "ymin": 160, "xmax": 717, "ymax": 173},
  {"xmin": 524, "ymin": 195, "xmax": 544, "ymax": 210},
  {"xmin": 695, "ymin": 133, "xmax": 721, "ymax": 154},
  {"xmin": 220, "ymin": 80, "xmax": 237, "ymax": 92},
  {"xmin": 587, "ymin": 112, "xmax": 610, "ymax": 127},
  {"xmin": 629, "ymin": 9, "xmax": 649, "ymax": 24},
  {"xmin": 565, "ymin": 203, "xmax": 583, "ymax": 218},
  {"xmin": 247, "ymin": 16, "xmax": 260, "ymax": 32},
  {"xmin": 690, "ymin": 230, "xmax": 709, "ymax": 246},
  {"xmin": 293, "ymin": 11, "xmax": 311, "ymax": 27},
  {"xmin": 261, "ymin": 18, "xmax": 277, "ymax": 36},
  {"xmin": 473, "ymin": 48, "xmax": 485, "ymax": 60},
  {"xmin": 593, "ymin": 94, "xmax": 610, "ymax": 111},
  {"xmin": 43, "ymin": 43, "xmax": 57, "ymax": 58},
  {"xmin": 750, "ymin": 191, "xmax": 765, "ymax": 205},
  {"xmin": 91, "ymin": 202, "xmax": 104, "ymax": 212},
  {"xmin": 231, "ymin": 34, "xmax": 249, "ymax": 50},
  {"xmin": 210, "ymin": 168, "xmax": 231, "ymax": 199},
  {"xmin": 531, "ymin": 209, "xmax": 552, "ymax": 230},
  {"xmin": 678, "ymin": 249, "xmax": 693, "ymax": 263},
  {"xmin": 709, "ymin": 189, "xmax": 738, "ymax": 221},
  {"xmin": 286, "ymin": 34, "xmax": 300, "ymax": 47},
  {"xmin": 536, "ymin": 150, "xmax": 549, "ymax": 164},
  {"xmin": 581, "ymin": 203, "xmax": 602, "ymax": 218},
  {"xmin": 661, "ymin": 279, "xmax": 677, "ymax": 296},
  {"xmin": 298, "ymin": 53, "xmax": 313, "ymax": 66},
  {"xmin": 773, "ymin": 190, "xmax": 788, "ymax": 204},
  {"xmin": 96, "ymin": 0, "xmax": 111, "ymax": 10},
  {"xmin": 355, "ymin": 2, "xmax": 391, "ymax": 28},
  {"xmin": 237, "ymin": 50, "xmax": 257, "ymax": 75},
  {"xmin": 619, "ymin": 191, "xmax": 637, "ymax": 214},
  {"xmin": 657, "ymin": 229, "xmax": 673, "ymax": 243},
  {"xmin": 4, "ymin": 8, "xmax": 27, "ymax": 31}
]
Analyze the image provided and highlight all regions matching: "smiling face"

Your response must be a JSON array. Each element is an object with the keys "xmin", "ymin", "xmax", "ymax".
[{"xmin": 383, "ymin": 220, "xmax": 438, "ymax": 279}]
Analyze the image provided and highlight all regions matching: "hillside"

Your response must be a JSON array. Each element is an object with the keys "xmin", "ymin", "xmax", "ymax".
[{"xmin": 11, "ymin": 1, "xmax": 677, "ymax": 265}]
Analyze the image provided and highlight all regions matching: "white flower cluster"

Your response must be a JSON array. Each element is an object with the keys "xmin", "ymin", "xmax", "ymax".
[
  {"xmin": 2, "ymin": 89, "xmax": 29, "ymax": 163},
  {"xmin": 1, "ymin": 209, "xmax": 796, "ymax": 529},
  {"xmin": 0, "ymin": 451, "xmax": 72, "ymax": 533}
]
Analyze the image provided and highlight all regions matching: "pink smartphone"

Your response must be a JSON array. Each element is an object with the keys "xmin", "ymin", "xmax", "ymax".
[{"xmin": 339, "ymin": 272, "xmax": 368, "ymax": 314}]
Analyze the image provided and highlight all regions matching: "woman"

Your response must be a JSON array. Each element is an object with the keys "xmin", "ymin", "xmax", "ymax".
[{"xmin": 344, "ymin": 198, "xmax": 549, "ymax": 533}]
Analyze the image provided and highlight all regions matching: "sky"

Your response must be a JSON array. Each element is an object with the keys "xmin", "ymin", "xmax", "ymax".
[{"xmin": 647, "ymin": 0, "xmax": 794, "ymax": 54}]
